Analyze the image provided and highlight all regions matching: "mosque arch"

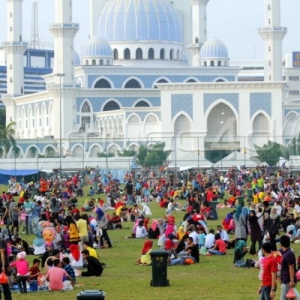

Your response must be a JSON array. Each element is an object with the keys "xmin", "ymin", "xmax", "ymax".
[
  {"xmin": 92, "ymin": 59, "xmax": 96, "ymax": 65},
  {"xmin": 153, "ymin": 77, "xmax": 169, "ymax": 89},
  {"xmin": 210, "ymin": 61, "xmax": 214, "ymax": 67},
  {"xmin": 114, "ymin": 49, "xmax": 119, "ymax": 60},
  {"xmin": 43, "ymin": 145, "xmax": 56, "ymax": 157},
  {"xmin": 89, "ymin": 144, "xmax": 103, "ymax": 157},
  {"xmin": 80, "ymin": 100, "xmax": 93, "ymax": 130},
  {"xmin": 174, "ymin": 114, "xmax": 191, "ymax": 136},
  {"xmin": 85, "ymin": 60, "xmax": 88, "ymax": 65},
  {"xmin": 128, "ymin": 143, "xmax": 139, "ymax": 152},
  {"xmin": 94, "ymin": 78, "xmax": 112, "ymax": 88},
  {"xmin": 185, "ymin": 77, "xmax": 198, "ymax": 83},
  {"xmin": 214, "ymin": 77, "xmax": 227, "ymax": 82},
  {"xmin": 107, "ymin": 143, "xmax": 121, "ymax": 156},
  {"xmin": 48, "ymin": 102, "xmax": 53, "ymax": 129},
  {"xmin": 21, "ymin": 106, "xmax": 26, "ymax": 129},
  {"xmin": 123, "ymin": 78, "xmax": 143, "ymax": 89},
  {"xmin": 77, "ymin": 78, "xmax": 84, "ymax": 88},
  {"xmin": 35, "ymin": 105, "xmax": 40, "ymax": 128},
  {"xmin": 170, "ymin": 49, "xmax": 174, "ymax": 60},
  {"xmin": 136, "ymin": 48, "xmax": 143, "ymax": 60},
  {"xmin": 145, "ymin": 114, "xmax": 158, "ymax": 124},
  {"xmin": 26, "ymin": 145, "xmax": 38, "ymax": 158},
  {"xmin": 127, "ymin": 114, "xmax": 141, "ymax": 124},
  {"xmin": 102, "ymin": 100, "xmax": 121, "ymax": 111},
  {"xmin": 71, "ymin": 144, "xmax": 84, "ymax": 157},
  {"xmin": 206, "ymin": 102, "xmax": 237, "ymax": 137},
  {"xmin": 8, "ymin": 145, "xmax": 23, "ymax": 158},
  {"xmin": 134, "ymin": 99, "xmax": 151, "ymax": 107},
  {"xmin": 204, "ymin": 61, "xmax": 207, "ymax": 67},
  {"xmin": 100, "ymin": 59, "xmax": 104, "ymax": 65},
  {"xmin": 148, "ymin": 48, "xmax": 154, "ymax": 59},
  {"xmin": 252, "ymin": 112, "xmax": 270, "ymax": 134},
  {"xmin": 41, "ymin": 103, "xmax": 47, "ymax": 128},
  {"xmin": 124, "ymin": 48, "xmax": 131, "ymax": 60},
  {"xmin": 176, "ymin": 49, "xmax": 180, "ymax": 61},
  {"xmin": 218, "ymin": 60, "xmax": 221, "ymax": 66}
]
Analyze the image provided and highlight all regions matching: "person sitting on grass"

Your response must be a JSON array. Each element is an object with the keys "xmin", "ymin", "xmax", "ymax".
[
  {"xmin": 83, "ymin": 241, "xmax": 98, "ymax": 258},
  {"xmin": 135, "ymin": 220, "xmax": 148, "ymax": 238},
  {"xmin": 81, "ymin": 249, "xmax": 103, "ymax": 277},
  {"xmin": 69, "ymin": 244, "xmax": 84, "ymax": 269},
  {"xmin": 28, "ymin": 258, "xmax": 41, "ymax": 283},
  {"xmin": 164, "ymin": 239, "xmax": 184, "ymax": 266},
  {"xmin": 175, "ymin": 234, "xmax": 189, "ymax": 255},
  {"xmin": 137, "ymin": 240, "xmax": 153, "ymax": 265},
  {"xmin": 46, "ymin": 259, "xmax": 74, "ymax": 291},
  {"xmin": 233, "ymin": 240, "xmax": 248, "ymax": 264},
  {"xmin": 62, "ymin": 257, "xmax": 76, "ymax": 282},
  {"xmin": 107, "ymin": 213, "xmax": 122, "ymax": 229},
  {"xmin": 208, "ymin": 233, "xmax": 227, "ymax": 256},
  {"xmin": 182, "ymin": 237, "xmax": 199, "ymax": 263}
]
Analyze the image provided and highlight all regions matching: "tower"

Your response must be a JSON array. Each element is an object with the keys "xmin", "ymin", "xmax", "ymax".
[
  {"xmin": 259, "ymin": 0, "xmax": 287, "ymax": 81},
  {"xmin": 2, "ymin": 0, "xmax": 27, "ymax": 125},
  {"xmin": 90, "ymin": 0, "xmax": 107, "ymax": 38},
  {"xmin": 48, "ymin": 0, "xmax": 79, "ymax": 141},
  {"xmin": 29, "ymin": 1, "xmax": 40, "ymax": 49},
  {"xmin": 187, "ymin": 0, "xmax": 209, "ymax": 67}
]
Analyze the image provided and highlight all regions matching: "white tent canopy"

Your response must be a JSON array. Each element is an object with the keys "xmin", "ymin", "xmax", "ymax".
[{"xmin": 214, "ymin": 151, "xmax": 258, "ymax": 168}]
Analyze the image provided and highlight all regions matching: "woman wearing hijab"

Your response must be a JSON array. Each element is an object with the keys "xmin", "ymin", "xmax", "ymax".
[
  {"xmin": 177, "ymin": 226, "xmax": 185, "ymax": 241},
  {"xmin": 164, "ymin": 239, "xmax": 183, "ymax": 266},
  {"xmin": 265, "ymin": 207, "xmax": 281, "ymax": 251},
  {"xmin": 148, "ymin": 220, "xmax": 160, "ymax": 239},
  {"xmin": 247, "ymin": 210, "xmax": 263, "ymax": 255},
  {"xmin": 65, "ymin": 215, "xmax": 80, "ymax": 245},
  {"xmin": 69, "ymin": 244, "xmax": 83, "ymax": 269},
  {"xmin": 233, "ymin": 240, "xmax": 248, "ymax": 264},
  {"xmin": 233, "ymin": 205, "xmax": 248, "ymax": 242},
  {"xmin": 137, "ymin": 240, "xmax": 153, "ymax": 265},
  {"xmin": 135, "ymin": 220, "xmax": 148, "ymax": 238},
  {"xmin": 222, "ymin": 212, "xmax": 233, "ymax": 231}
]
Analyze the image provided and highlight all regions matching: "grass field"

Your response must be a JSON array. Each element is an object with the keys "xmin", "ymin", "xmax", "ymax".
[{"xmin": 5, "ymin": 185, "xmax": 300, "ymax": 300}]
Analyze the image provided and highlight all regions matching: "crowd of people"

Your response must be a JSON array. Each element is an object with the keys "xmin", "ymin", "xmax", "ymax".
[{"xmin": 0, "ymin": 166, "xmax": 300, "ymax": 299}]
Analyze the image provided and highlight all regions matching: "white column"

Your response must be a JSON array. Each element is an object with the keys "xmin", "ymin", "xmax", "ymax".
[
  {"xmin": 2, "ymin": 0, "xmax": 27, "ymax": 97},
  {"xmin": 259, "ymin": 0, "xmax": 287, "ymax": 81},
  {"xmin": 49, "ymin": 0, "xmax": 79, "ymax": 85},
  {"xmin": 90, "ymin": 0, "xmax": 106, "ymax": 38},
  {"xmin": 187, "ymin": 0, "xmax": 209, "ymax": 67}
]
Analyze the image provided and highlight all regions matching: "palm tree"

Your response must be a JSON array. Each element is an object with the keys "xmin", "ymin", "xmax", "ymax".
[{"xmin": 0, "ymin": 122, "xmax": 17, "ymax": 158}]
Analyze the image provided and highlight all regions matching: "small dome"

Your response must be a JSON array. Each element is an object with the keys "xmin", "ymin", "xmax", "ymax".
[
  {"xmin": 82, "ymin": 37, "xmax": 113, "ymax": 58},
  {"xmin": 73, "ymin": 50, "xmax": 80, "ymax": 66},
  {"xmin": 97, "ymin": 0, "xmax": 182, "ymax": 43},
  {"xmin": 199, "ymin": 38, "xmax": 228, "ymax": 59}
]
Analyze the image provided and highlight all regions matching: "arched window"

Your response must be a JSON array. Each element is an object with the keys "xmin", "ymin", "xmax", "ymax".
[
  {"xmin": 154, "ymin": 78, "xmax": 168, "ymax": 88},
  {"xmin": 81, "ymin": 102, "xmax": 91, "ymax": 126},
  {"xmin": 114, "ymin": 49, "xmax": 119, "ymax": 60},
  {"xmin": 135, "ymin": 100, "xmax": 150, "ymax": 107},
  {"xmin": 136, "ymin": 48, "xmax": 143, "ymax": 60},
  {"xmin": 100, "ymin": 59, "xmax": 103, "ymax": 65},
  {"xmin": 174, "ymin": 115, "xmax": 191, "ymax": 135},
  {"xmin": 124, "ymin": 79, "xmax": 141, "ymax": 88},
  {"xmin": 187, "ymin": 79, "xmax": 196, "ymax": 83},
  {"xmin": 176, "ymin": 49, "xmax": 180, "ymax": 61},
  {"xmin": 195, "ymin": 37, "xmax": 199, "ymax": 43},
  {"xmin": 103, "ymin": 101, "xmax": 120, "ymax": 111},
  {"xmin": 210, "ymin": 61, "xmax": 214, "ymax": 67},
  {"xmin": 124, "ymin": 48, "xmax": 131, "ymax": 59},
  {"xmin": 148, "ymin": 48, "xmax": 154, "ymax": 59},
  {"xmin": 160, "ymin": 49, "xmax": 165, "ymax": 60},
  {"xmin": 145, "ymin": 115, "xmax": 158, "ymax": 123},
  {"xmin": 85, "ymin": 60, "xmax": 88, "ymax": 65},
  {"xmin": 92, "ymin": 59, "xmax": 96, "ymax": 65},
  {"xmin": 204, "ymin": 61, "xmax": 207, "ymax": 67},
  {"xmin": 94, "ymin": 78, "xmax": 111, "ymax": 88},
  {"xmin": 218, "ymin": 60, "xmax": 221, "ymax": 66},
  {"xmin": 216, "ymin": 79, "xmax": 225, "ymax": 82},
  {"xmin": 128, "ymin": 115, "xmax": 140, "ymax": 123},
  {"xmin": 170, "ymin": 49, "xmax": 174, "ymax": 60},
  {"xmin": 253, "ymin": 113, "xmax": 269, "ymax": 133}
]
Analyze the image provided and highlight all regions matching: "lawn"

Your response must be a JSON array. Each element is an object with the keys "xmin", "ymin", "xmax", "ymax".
[{"xmin": 5, "ymin": 185, "xmax": 300, "ymax": 300}]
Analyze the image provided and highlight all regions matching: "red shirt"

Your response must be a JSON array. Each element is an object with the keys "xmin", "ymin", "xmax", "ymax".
[
  {"xmin": 207, "ymin": 190, "xmax": 214, "ymax": 202},
  {"xmin": 215, "ymin": 239, "xmax": 227, "ymax": 253},
  {"xmin": 262, "ymin": 255, "xmax": 277, "ymax": 287},
  {"xmin": 192, "ymin": 213, "xmax": 204, "ymax": 222}
]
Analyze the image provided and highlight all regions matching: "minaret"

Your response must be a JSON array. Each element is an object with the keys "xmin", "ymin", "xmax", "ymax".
[
  {"xmin": 49, "ymin": 0, "xmax": 79, "ymax": 85},
  {"xmin": 259, "ymin": 0, "xmax": 287, "ymax": 81},
  {"xmin": 48, "ymin": 0, "xmax": 79, "ymax": 142},
  {"xmin": 90, "ymin": 0, "xmax": 106, "ymax": 38},
  {"xmin": 187, "ymin": 0, "xmax": 209, "ymax": 67},
  {"xmin": 2, "ymin": 0, "xmax": 27, "ymax": 125}
]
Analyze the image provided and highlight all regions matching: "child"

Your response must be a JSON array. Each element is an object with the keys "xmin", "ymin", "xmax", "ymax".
[
  {"xmin": 62, "ymin": 257, "xmax": 76, "ymax": 282},
  {"xmin": 28, "ymin": 258, "xmax": 41, "ymax": 283},
  {"xmin": 198, "ymin": 228, "xmax": 206, "ymax": 248},
  {"xmin": 10, "ymin": 251, "xmax": 29, "ymax": 294}
]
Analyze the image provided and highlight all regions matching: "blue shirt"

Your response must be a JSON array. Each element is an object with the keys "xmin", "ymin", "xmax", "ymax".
[
  {"xmin": 64, "ymin": 264, "xmax": 76, "ymax": 282},
  {"xmin": 32, "ymin": 205, "xmax": 41, "ymax": 218},
  {"xmin": 198, "ymin": 233, "xmax": 206, "ymax": 246}
]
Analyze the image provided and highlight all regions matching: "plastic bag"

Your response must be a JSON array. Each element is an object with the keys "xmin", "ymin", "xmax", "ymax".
[
  {"xmin": 0, "ymin": 272, "xmax": 8, "ymax": 284},
  {"xmin": 286, "ymin": 288, "xmax": 297, "ymax": 299}
]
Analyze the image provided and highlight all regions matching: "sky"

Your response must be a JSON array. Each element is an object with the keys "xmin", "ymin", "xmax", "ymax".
[{"xmin": 0, "ymin": 0, "xmax": 300, "ymax": 61}]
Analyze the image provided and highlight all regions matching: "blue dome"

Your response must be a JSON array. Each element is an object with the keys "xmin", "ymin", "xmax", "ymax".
[
  {"xmin": 82, "ymin": 37, "xmax": 113, "ymax": 58},
  {"xmin": 97, "ymin": 0, "xmax": 182, "ymax": 43},
  {"xmin": 73, "ymin": 50, "xmax": 80, "ymax": 66},
  {"xmin": 199, "ymin": 38, "xmax": 228, "ymax": 59}
]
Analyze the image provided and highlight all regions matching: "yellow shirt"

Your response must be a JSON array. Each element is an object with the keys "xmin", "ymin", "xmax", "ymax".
[
  {"xmin": 252, "ymin": 194, "xmax": 259, "ymax": 204},
  {"xmin": 258, "ymin": 191, "xmax": 265, "ymax": 200},
  {"xmin": 87, "ymin": 246, "xmax": 98, "ymax": 258},
  {"xmin": 76, "ymin": 219, "xmax": 88, "ymax": 237},
  {"xmin": 140, "ymin": 249, "xmax": 152, "ymax": 265}
]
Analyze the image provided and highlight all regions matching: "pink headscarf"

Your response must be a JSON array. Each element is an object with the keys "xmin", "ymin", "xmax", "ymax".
[
  {"xmin": 150, "ymin": 219, "xmax": 158, "ymax": 231},
  {"xmin": 17, "ymin": 251, "xmax": 26, "ymax": 260}
]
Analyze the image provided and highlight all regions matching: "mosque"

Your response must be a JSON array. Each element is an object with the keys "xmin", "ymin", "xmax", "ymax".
[{"xmin": 1, "ymin": 0, "xmax": 300, "ymax": 168}]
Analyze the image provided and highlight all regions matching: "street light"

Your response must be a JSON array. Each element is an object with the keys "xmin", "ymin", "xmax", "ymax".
[{"xmin": 54, "ymin": 73, "xmax": 65, "ymax": 178}]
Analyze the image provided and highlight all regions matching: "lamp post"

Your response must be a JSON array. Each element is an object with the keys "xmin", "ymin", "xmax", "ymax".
[{"xmin": 54, "ymin": 73, "xmax": 65, "ymax": 178}]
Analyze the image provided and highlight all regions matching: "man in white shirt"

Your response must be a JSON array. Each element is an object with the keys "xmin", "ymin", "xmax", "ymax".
[
  {"xmin": 204, "ymin": 229, "xmax": 215, "ymax": 249},
  {"xmin": 188, "ymin": 227, "xmax": 198, "ymax": 245},
  {"xmin": 217, "ymin": 225, "xmax": 229, "ymax": 242}
]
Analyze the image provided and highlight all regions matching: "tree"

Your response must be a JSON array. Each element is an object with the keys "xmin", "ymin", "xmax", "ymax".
[
  {"xmin": 0, "ymin": 109, "xmax": 5, "ymax": 128},
  {"xmin": 137, "ymin": 142, "xmax": 171, "ymax": 167},
  {"xmin": 0, "ymin": 122, "xmax": 16, "ymax": 158},
  {"xmin": 255, "ymin": 141, "xmax": 284, "ymax": 166},
  {"xmin": 118, "ymin": 149, "xmax": 137, "ymax": 157}
]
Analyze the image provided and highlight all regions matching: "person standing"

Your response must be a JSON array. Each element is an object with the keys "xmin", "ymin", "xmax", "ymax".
[
  {"xmin": 23, "ymin": 197, "xmax": 34, "ymax": 234},
  {"xmin": 98, "ymin": 211, "xmax": 112, "ymax": 248},
  {"xmin": 125, "ymin": 181, "xmax": 134, "ymax": 205},
  {"xmin": 0, "ymin": 235, "xmax": 12, "ymax": 300},
  {"xmin": 8, "ymin": 198, "xmax": 19, "ymax": 236},
  {"xmin": 257, "ymin": 242, "xmax": 277, "ymax": 300},
  {"xmin": 265, "ymin": 208, "xmax": 281, "ymax": 251},
  {"xmin": 279, "ymin": 235, "xmax": 298, "ymax": 300},
  {"xmin": 248, "ymin": 210, "xmax": 263, "ymax": 255},
  {"xmin": 74, "ymin": 214, "xmax": 88, "ymax": 251}
]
